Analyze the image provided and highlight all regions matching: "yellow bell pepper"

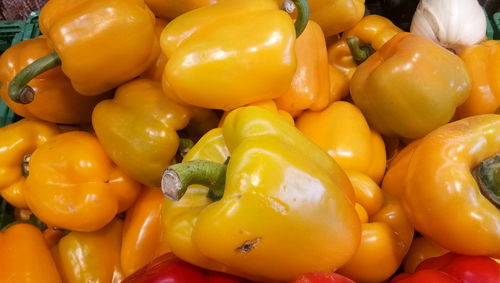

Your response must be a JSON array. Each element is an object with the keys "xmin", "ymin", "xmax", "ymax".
[
  {"xmin": 140, "ymin": 18, "xmax": 169, "ymax": 82},
  {"xmin": 327, "ymin": 15, "xmax": 402, "ymax": 80},
  {"xmin": 0, "ymin": 119, "xmax": 59, "ymax": 208},
  {"xmin": 121, "ymin": 187, "xmax": 171, "ymax": 276},
  {"xmin": 274, "ymin": 20, "xmax": 332, "ymax": 115},
  {"xmin": 338, "ymin": 171, "xmax": 414, "ymax": 283},
  {"xmin": 455, "ymin": 40, "xmax": 500, "ymax": 119},
  {"xmin": 144, "ymin": 0, "xmax": 218, "ymax": 20},
  {"xmin": 0, "ymin": 223, "xmax": 62, "ymax": 283},
  {"xmin": 160, "ymin": 0, "xmax": 309, "ymax": 110},
  {"xmin": 403, "ymin": 236, "xmax": 449, "ymax": 273},
  {"xmin": 350, "ymin": 32, "xmax": 471, "ymax": 139},
  {"xmin": 382, "ymin": 114, "xmax": 500, "ymax": 257},
  {"xmin": 296, "ymin": 101, "xmax": 386, "ymax": 184},
  {"xmin": 309, "ymin": 0, "xmax": 365, "ymax": 37},
  {"xmin": 161, "ymin": 106, "xmax": 360, "ymax": 281},
  {"xmin": 24, "ymin": 131, "xmax": 142, "ymax": 232},
  {"xmin": 219, "ymin": 99, "xmax": 294, "ymax": 127},
  {"xmin": 92, "ymin": 79, "xmax": 192, "ymax": 187},
  {"xmin": 8, "ymin": 0, "xmax": 159, "ymax": 104},
  {"xmin": 53, "ymin": 218, "xmax": 124, "ymax": 283}
]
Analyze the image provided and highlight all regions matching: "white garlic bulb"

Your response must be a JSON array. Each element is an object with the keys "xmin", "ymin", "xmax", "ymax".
[{"xmin": 410, "ymin": 0, "xmax": 486, "ymax": 53}]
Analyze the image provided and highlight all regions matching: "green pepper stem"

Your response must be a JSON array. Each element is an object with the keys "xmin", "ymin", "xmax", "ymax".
[
  {"xmin": 161, "ymin": 160, "xmax": 227, "ymax": 201},
  {"xmin": 286, "ymin": 0, "xmax": 309, "ymax": 37},
  {"xmin": 0, "ymin": 213, "xmax": 47, "ymax": 232},
  {"xmin": 8, "ymin": 52, "xmax": 61, "ymax": 104},
  {"xmin": 472, "ymin": 155, "xmax": 500, "ymax": 208},
  {"xmin": 346, "ymin": 36, "xmax": 376, "ymax": 65}
]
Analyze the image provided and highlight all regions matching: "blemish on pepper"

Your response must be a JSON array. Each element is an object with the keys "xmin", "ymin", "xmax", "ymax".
[{"xmin": 236, "ymin": 237, "xmax": 262, "ymax": 253}]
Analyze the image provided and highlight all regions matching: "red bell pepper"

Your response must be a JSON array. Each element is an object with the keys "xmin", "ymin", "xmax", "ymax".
[
  {"xmin": 289, "ymin": 272, "xmax": 356, "ymax": 283},
  {"xmin": 122, "ymin": 253, "xmax": 249, "ymax": 283},
  {"xmin": 391, "ymin": 253, "xmax": 500, "ymax": 283}
]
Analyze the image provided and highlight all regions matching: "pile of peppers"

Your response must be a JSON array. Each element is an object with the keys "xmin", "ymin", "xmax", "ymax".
[{"xmin": 0, "ymin": 0, "xmax": 499, "ymax": 282}]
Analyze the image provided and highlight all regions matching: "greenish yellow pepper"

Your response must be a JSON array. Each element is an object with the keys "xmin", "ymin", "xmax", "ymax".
[{"xmin": 161, "ymin": 106, "xmax": 361, "ymax": 281}]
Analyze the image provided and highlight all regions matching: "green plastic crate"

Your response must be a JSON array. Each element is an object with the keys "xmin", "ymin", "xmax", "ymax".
[
  {"xmin": 0, "ymin": 11, "xmax": 41, "ymax": 127},
  {"xmin": 486, "ymin": 12, "xmax": 494, "ymax": 40},
  {"xmin": 493, "ymin": 12, "xmax": 500, "ymax": 40}
]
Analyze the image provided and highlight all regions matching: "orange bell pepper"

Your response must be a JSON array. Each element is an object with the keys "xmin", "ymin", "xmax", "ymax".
[
  {"xmin": 144, "ymin": 0, "xmax": 218, "ymax": 20},
  {"xmin": 141, "ymin": 18, "xmax": 169, "ymax": 82},
  {"xmin": 0, "ymin": 119, "xmax": 59, "ymax": 208},
  {"xmin": 160, "ymin": 0, "xmax": 308, "ymax": 110},
  {"xmin": 382, "ymin": 114, "xmax": 500, "ymax": 257},
  {"xmin": 0, "ymin": 223, "xmax": 62, "ymax": 283},
  {"xmin": 7, "ymin": 0, "xmax": 158, "ymax": 102},
  {"xmin": 12, "ymin": 208, "xmax": 66, "ymax": 248},
  {"xmin": 338, "ymin": 170, "xmax": 414, "ymax": 283},
  {"xmin": 275, "ymin": 20, "xmax": 331, "ymax": 115},
  {"xmin": 24, "ymin": 131, "xmax": 142, "ymax": 232},
  {"xmin": 53, "ymin": 218, "xmax": 124, "ymax": 282},
  {"xmin": 350, "ymin": 32, "xmax": 471, "ymax": 139},
  {"xmin": 327, "ymin": 15, "xmax": 402, "ymax": 80},
  {"xmin": 121, "ymin": 187, "xmax": 171, "ymax": 276},
  {"xmin": 0, "ymin": 37, "xmax": 109, "ymax": 124},
  {"xmin": 403, "ymin": 237, "xmax": 449, "ymax": 273},
  {"xmin": 328, "ymin": 65, "xmax": 350, "ymax": 103},
  {"xmin": 92, "ymin": 79, "xmax": 192, "ymax": 187},
  {"xmin": 309, "ymin": 0, "xmax": 365, "ymax": 37},
  {"xmin": 455, "ymin": 40, "xmax": 500, "ymax": 119},
  {"xmin": 296, "ymin": 101, "xmax": 386, "ymax": 184}
]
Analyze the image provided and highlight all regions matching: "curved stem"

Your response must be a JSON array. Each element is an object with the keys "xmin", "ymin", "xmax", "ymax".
[
  {"xmin": 286, "ymin": 0, "xmax": 309, "ymax": 37},
  {"xmin": 472, "ymin": 155, "xmax": 500, "ymax": 208},
  {"xmin": 8, "ymin": 52, "xmax": 61, "ymax": 104},
  {"xmin": 161, "ymin": 160, "xmax": 227, "ymax": 201},
  {"xmin": 0, "ymin": 213, "xmax": 47, "ymax": 232},
  {"xmin": 346, "ymin": 36, "xmax": 376, "ymax": 65}
]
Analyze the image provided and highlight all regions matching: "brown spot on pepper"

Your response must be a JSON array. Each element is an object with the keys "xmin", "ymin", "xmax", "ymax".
[{"xmin": 236, "ymin": 237, "xmax": 262, "ymax": 253}]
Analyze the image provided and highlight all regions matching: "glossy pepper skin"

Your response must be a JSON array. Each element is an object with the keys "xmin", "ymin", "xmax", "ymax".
[
  {"xmin": 144, "ymin": 0, "xmax": 217, "ymax": 20},
  {"xmin": 275, "ymin": 20, "xmax": 331, "ymax": 115},
  {"xmin": 140, "ymin": 18, "xmax": 169, "ymax": 81},
  {"xmin": 392, "ymin": 253, "xmax": 500, "ymax": 283},
  {"xmin": 123, "ymin": 252, "xmax": 249, "ymax": 283},
  {"xmin": 161, "ymin": 107, "xmax": 361, "ymax": 281},
  {"xmin": 337, "ymin": 170, "xmax": 414, "ymax": 283},
  {"xmin": 403, "ymin": 237, "xmax": 449, "ymax": 273},
  {"xmin": 0, "ymin": 223, "xmax": 62, "ymax": 283},
  {"xmin": 382, "ymin": 114, "xmax": 500, "ymax": 256},
  {"xmin": 121, "ymin": 187, "xmax": 171, "ymax": 276},
  {"xmin": 0, "ymin": 37, "xmax": 109, "ymax": 124},
  {"xmin": 296, "ymin": 101, "xmax": 386, "ymax": 184},
  {"xmin": 309, "ymin": 0, "xmax": 365, "ymax": 37},
  {"xmin": 160, "ymin": 0, "xmax": 297, "ymax": 110},
  {"xmin": 38, "ymin": 0, "xmax": 158, "ymax": 95},
  {"xmin": 289, "ymin": 272, "xmax": 355, "ymax": 283},
  {"xmin": 53, "ymin": 218, "xmax": 125, "ymax": 283},
  {"xmin": 24, "ymin": 131, "xmax": 142, "ymax": 232},
  {"xmin": 455, "ymin": 40, "xmax": 500, "ymax": 119},
  {"xmin": 350, "ymin": 32, "xmax": 471, "ymax": 139},
  {"xmin": 327, "ymin": 15, "xmax": 402, "ymax": 80},
  {"xmin": 219, "ymin": 99, "xmax": 295, "ymax": 127},
  {"xmin": 0, "ymin": 119, "xmax": 59, "ymax": 208},
  {"xmin": 92, "ymin": 79, "xmax": 191, "ymax": 187}
]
